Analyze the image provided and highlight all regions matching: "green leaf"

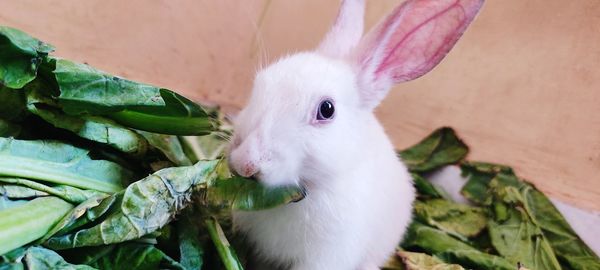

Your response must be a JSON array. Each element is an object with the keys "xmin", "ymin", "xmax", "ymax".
[
  {"xmin": 399, "ymin": 127, "xmax": 469, "ymax": 173},
  {"xmin": 0, "ymin": 86, "xmax": 26, "ymax": 121},
  {"xmin": 526, "ymin": 189, "xmax": 600, "ymax": 270},
  {"xmin": 0, "ymin": 184, "xmax": 48, "ymax": 199},
  {"xmin": 0, "ymin": 119, "xmax": 20, "ymax": 138},
  {"xmin": 45, "ymin": 160, "xmax": 220, "ymax": 249},
  {"xmin": 52, "ymin": 59, "xmax": 215, "ymax": 135},
  {"xmin": 205, "ymin": 217, "xmax": 244, "ymax": 270},
  {"xmin": 401, "ymin": 222, "xmax": 514, "ymax": 270},
  {"xmin": 487, "ymin": 174, "xmax": 562, "ymax": 270},
  {"xmin": 22, "ymin": 246, "xmax": 95, "ymax": 270},
  {"xmin": 0, "ymin": 26, "xmax": 54, "ymax": 89},
  {"xmin": 0, "ymin": 137, "xmax": 131, "ymax": 193},
  {"xmin": 25, "ymin": 83, "xmax": 149, "ymax": 156},
  {"xmin": 461, "ymin": 161, "xmax": 600, "ymax": 269},
  {"xmin": 0, "ymin": 197, "xmax": 28, "ymax": 211},
  {"xmin": 84, "ymin": 242, "xmax": 184, "ymax": 270},
  {"xmin": 398, "ymin": 251, "xmax": 464, "ymax": 270},
  {"xmin": 487, "ymin": 173, "xmax": 599, "ymax": 270},
  {"xmin": 138, "ymin": 131, "xmax": 192, "ymax": 166},
  {"xmin": 181, "ymin": 131, "xmax": 231, "ymax": 162},
  {"xmin": 176, "ymin": 212, "xmax": 205, "ymax": 270},
  {"xmin": 0, "ymin": 178, "xmax": 105, "ymax": 204},
  {"xmin": 0, "ymin": 197, "xmax": 73, "ymax": 255},
  {"xmin": 460, "ymin": 161, "xmax": 515, "ymax": 205},
  {"xmin": 413, "ymin": 199, "xmax": 487, "ymax": 240},
  {"xmin": 412, "ymin": 174, "xmax": 445, "ymax": 199},
  {"xmin": 202, "ymin": 175, "xmax": 306, "ymax": 211}
]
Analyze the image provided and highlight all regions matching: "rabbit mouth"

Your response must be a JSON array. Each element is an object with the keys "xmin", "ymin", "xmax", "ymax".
[{"xmin": 292, "ymin": 184, "xmax": 309, "ymax": 203}]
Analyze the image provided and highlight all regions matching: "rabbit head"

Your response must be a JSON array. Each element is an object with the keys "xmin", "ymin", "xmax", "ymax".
[{"xmin": 229, "ymin": 0, "xmax": 484, "ymax": 187}]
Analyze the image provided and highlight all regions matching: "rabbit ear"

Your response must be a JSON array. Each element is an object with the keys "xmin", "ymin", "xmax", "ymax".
[
  {"xmin": 317, "ymin": 0, "xmax": 366, "ymax": 58},
  {"xmin": 356, "ymin": 0, "xmax": 484, "ymax": 109}
]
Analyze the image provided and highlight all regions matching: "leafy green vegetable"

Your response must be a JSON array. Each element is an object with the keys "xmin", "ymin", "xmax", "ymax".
[
  {"xmin": 0, "ymin": 184, "xmax": 48, "ymax": 199},
  {"xmin": 412, "ymin": 173, "xmax": 445, "ymax": 199},
  {"xmin": 0, "ymin": 178, "xmax": 103, "ymax": 204},
  {"xmin": 461, "ymin": 161, "xmax": 600, "ymax": 270},
  {"xmin": 0, "ymin": 86, "xmax": 26, "ymax": 121},
  {"xmin": 137, "ymin": 131, "xmax": 191, "ymax": 166},
  {"xmin": 414, "ymin": 199, "xmax": 487, "ymax": 240},
  {"xmin": 84, "ymin": 242, "xmax": 184, "ymax": 270},
  {"xmin": 205, "ymin": 217, "xmax": 244, "ymax": 270},
  {"xmin": 399, "ymin": 127, "xmax": 468, "ymax": 172},
  {"xmin": 22, "ymin": 246, "xmax": 95, "ymax": 270},
  {"xmin": 45, "ymin": 160, "xmax": 219, "ymax": 249},
  {"xmin": 203, "ymin": 176, "xmax": 306, "ymax": 211},
  {"xmin": 25, "ymin": 84, "xmax": 149, "ymax": 156},
  {"xmin": 525, "ymin": 187, "xmax": 600, "ymax": 270},
  {"xmin": 0, "ymin": 119, "xmax": 20, "ymax": 138},
  {"xmin": 0, "ymin": 26, "xmax": 54, "ymax": 89},
  {"xmin": 398, "ymin": 251, "xmax": 464, "ymax": 270},
  {"xmin": 460, "ymin": 161, "xmax": 514, "ymax": 205},
  {"xmin": 176, "ymin": 211, "xmax": 205, "ymax": 270},
  {"xmin": 52, "ymin": 59, "xmax": 215, "ymax": 135},
  {"xmin": 402, "ymin": 222, "xmax": 514, "ymax": 270},
  {"xmin": 0, "ymin": 197, "xmax": 73, "ymax": 255},
  {"xmin": 0, "ymin": 137, "xmax": 131, "ymax": 193}
]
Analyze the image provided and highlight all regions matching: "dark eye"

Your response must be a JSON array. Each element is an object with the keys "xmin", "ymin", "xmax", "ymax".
[{"xmin": 317, "ymin": 99, "xmax": 335, "ymax": 120}]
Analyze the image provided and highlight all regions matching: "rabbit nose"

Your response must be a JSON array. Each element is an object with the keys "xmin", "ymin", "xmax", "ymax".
[
  {"xmin": 229, "ymin": 147, "xmax": 260, "ymax": 178},
  {"xmin": 238, "ymin": 161, "xmax": 258, "ymax": 178}
]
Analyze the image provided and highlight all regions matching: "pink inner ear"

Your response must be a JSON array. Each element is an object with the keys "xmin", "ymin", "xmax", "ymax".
[{"xmin": 372, "ymin": 0, "xmax": 484, "ymax": 82}]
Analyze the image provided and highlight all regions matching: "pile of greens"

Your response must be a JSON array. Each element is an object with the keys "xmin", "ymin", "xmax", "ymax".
[
  {"xmin": 0, "ymin": 26, "xmax": 302, "ymax": 270},
  {"xmin": 0, "ymin": 26, "xmax": 598, "ymax": 270}
]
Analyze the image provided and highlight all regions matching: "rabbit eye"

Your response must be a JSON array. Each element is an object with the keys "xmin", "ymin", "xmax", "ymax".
[{"xmin": 317, "ymin": 99, "xmax": 335, "ymax": 121}]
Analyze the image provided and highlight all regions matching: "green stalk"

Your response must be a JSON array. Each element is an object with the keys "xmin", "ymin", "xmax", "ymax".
[
  {"xmin": 109, "ymin": 110, "xmax": 214, "ymax": 136},
  {"xmin": 0, "ymin": 156, "xmax": 121, "ymax": 193},
  {"xmin": 205, "ymin": 217, "xmax": 244, "ymax": 270},
  {"xmin": 0, "ymin": 197, "xmax": 73, "ymax": 255}
]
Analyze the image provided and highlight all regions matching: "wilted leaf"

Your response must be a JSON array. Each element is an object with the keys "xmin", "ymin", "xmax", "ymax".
[
  {"xmin": 401, "ymin": 222, "xmax": 514, "ymax": 270},
  {"xmin": 0, "ymin": 184, "xmax": 48, "ymax": 199},
  {"xmin": 203, "ymin": 176, "xmax": 306, "ymax": 211},
  {"xmin": 399, "ymin": 127, "xmax": 468, "ymax": 173},
  {"xmin": 25, "ymin": 84, "xmax": 148, "ymax": 156},
  {"xmin": 526, "ymin": 189, "xmax": 600, "ymax": 270},
  {"xmin": 460, "ymin": 161, "xmax": 514, "ymax": 205},
  {"xmin": 83, "ymin": 242, "xmax": 184, "ymax": 270},
  {"xmin": 0, "ymin": 26, "xmax": 54, "ymax": 89},
  {"xmin": 51, "ymin": 59, "xmax": 215, "ymax": 135},
  {"xmin": 138, "ymin": 131, "xmax": 192, "ymax": 166},
  {"xmin": 412, "ymin": 174, "xmax": 445, "ymax": 199},
  {"xmin": 488, "ymin": 173, "xmax": 599, "ymax": 270},
  {"xmin": 45, "ymin": 160, "xmax": 219, "ymax": 249},
  {"xmin": 176, "ymin": 211, "xmax": 205, "ymax": 270},
  {"xmin": 205, "ymin": 217, "xmax": 243, "ymax": 270},
  {"xmin": 0, "ymin": 178, "xmax": 104, "ymax": 204},
  {"xmin": 0, "ymin": 119, "xmax": 20, "ymax": 138},
  {"xmin": 0, "ymin": 197, "xmax": 27, "ymax": 211},
  {"xmin": 414, "ymin": 199, "xmax": 487, "ymax": 240},
  {"xmin": 181, "ymin": 131, "xmax": 231, "ymax": 162},
  {"xmin": 398, "ymin": 251, "xmax": 464, "ymax": 270},
  {"xmin": 23, "ymin": 246, "xmax": 95, "ymax": 270},
  {"xmin": 0, "ymin": 86, "xmax": 26, "ymax": 121},
  {"xmin": 0, "ymin": 137, "xmax": 132, "ymax": 193},
  {"xmin": 0, "ymin": 197, "xmax": 73, "ymax": 255}
]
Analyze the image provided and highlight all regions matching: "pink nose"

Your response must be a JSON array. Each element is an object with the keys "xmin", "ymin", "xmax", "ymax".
[
  {"xmin": 230, "ymin": 147, "xmax": 259, "ymax": 177},
  {"xmin": 237, "ymin": 161, "xmax": 258, "ymax": 177}
]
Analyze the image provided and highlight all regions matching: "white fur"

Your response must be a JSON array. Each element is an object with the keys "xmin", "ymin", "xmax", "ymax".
[
  {"xmin": 228, "ymin": 0, "xmax": 484, "ymax": 269},
  {"xmin": 231, "ymin": 53, "xmax": 414, "ymax": 270}
]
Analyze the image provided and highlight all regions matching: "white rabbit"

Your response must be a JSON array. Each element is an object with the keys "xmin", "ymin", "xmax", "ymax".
[{"xmin": 229, "ymin": 0, "xmax": 484, "ymax": 269}]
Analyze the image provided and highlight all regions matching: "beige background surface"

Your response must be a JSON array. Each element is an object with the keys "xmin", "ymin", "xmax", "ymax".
[{"xmin": 1, "ymin": 0, "xmax": 598, "ymax": 210}]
